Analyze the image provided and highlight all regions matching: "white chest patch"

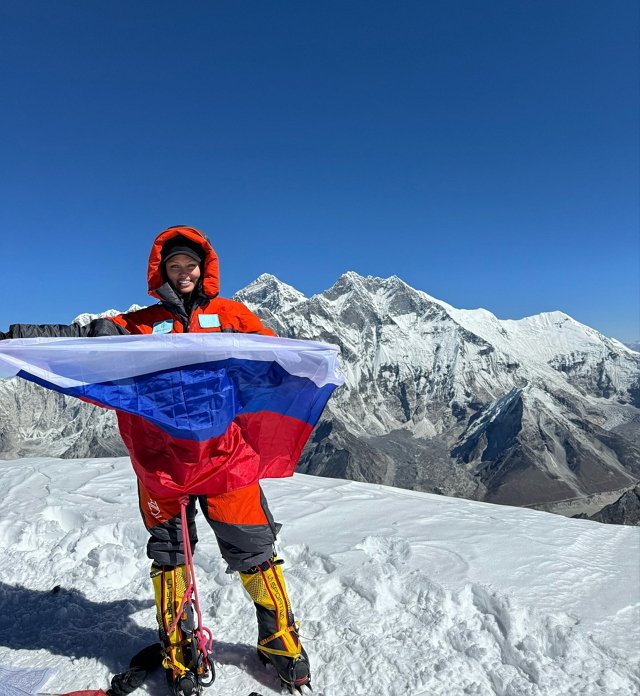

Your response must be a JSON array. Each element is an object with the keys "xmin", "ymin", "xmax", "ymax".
[
  {"xmin": 152, "ymin": 320, "xmax": 174, "ymax": 334},
  {"xmin": 198, "ymin": 314, "xmax": 221, "ymax": 329}
]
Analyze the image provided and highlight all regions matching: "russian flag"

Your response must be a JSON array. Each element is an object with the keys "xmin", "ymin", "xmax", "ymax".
[{"xmin": 0, "ymin": 334, "xmax": 344, "ymax": 496}]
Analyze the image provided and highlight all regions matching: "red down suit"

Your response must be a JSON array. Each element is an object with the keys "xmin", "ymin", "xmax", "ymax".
[{"xmin": 109, "ymin": 226, "xmax": 280, "ymax": 569}]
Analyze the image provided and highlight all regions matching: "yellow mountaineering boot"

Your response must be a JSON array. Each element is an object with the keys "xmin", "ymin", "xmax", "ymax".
[
  {"xmin": 240, "ymin": 557, "xmax": 311, "ymax": 693},
  {"xmin": 151, "ymin": 563, "xmax": 200, "ymax": 696}
]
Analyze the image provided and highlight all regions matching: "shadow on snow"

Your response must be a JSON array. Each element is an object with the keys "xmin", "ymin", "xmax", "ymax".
[
  {"xmin": 0, "ymin": 583, "xmax": 281, "ymax": 694},
  {"xmin": 0, "ymin": 582, "xmax": 156, "ymax": 674}
]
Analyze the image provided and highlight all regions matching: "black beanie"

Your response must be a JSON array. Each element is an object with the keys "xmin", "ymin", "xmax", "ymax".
[{"xmin": 161, "ymin": 235, "xmax": 205, "ymax": 264}]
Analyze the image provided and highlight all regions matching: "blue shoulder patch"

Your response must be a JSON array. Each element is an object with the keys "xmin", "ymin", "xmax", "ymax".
[
  {"xmin": 152, "ymin": 320, "xmax": 174, "ymax": 334},
  {"xmin": 198, "ymin": 314, "xmax": 221, "ymax": 328}
]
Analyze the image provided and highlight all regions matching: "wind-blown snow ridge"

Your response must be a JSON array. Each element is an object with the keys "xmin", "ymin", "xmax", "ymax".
[{"xmin": 0, "ymin": 457, "xmax": 637, "ymax": 696}]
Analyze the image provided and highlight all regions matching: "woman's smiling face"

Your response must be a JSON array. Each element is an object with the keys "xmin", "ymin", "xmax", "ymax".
[{"xmin": 164, "ymin": 254, "xmax": 201, "ymax": 294}]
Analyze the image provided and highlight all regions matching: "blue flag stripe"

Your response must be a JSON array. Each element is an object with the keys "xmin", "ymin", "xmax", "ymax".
[{"xmin": 18, "ymin": 357, "xmax": 336, "ymax": 442}]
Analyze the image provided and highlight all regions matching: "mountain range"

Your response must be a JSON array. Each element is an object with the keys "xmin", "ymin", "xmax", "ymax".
[{"xmin": 1, "ymin": 273, "xmax": 638, "ymax": 517}]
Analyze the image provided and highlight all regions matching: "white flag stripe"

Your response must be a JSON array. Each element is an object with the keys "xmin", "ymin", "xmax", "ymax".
[{"xmin": 0, "ymin": 334, "xmax": 345, "ymax": 389}]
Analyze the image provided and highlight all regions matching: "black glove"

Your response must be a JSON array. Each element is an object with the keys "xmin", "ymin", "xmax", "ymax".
[
  {"xmin": 87, "ymin": 318, "xmax": 130, "ymax": 337},
  {"xmin": 107, "ymin": 643, "xmax": 163, "ymax": 696}
]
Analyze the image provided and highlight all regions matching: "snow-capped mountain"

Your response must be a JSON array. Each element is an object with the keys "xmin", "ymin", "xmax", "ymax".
[
  {"xmin": 71, "ymin": 305, "xmax": 145, "ymax": 326},
  {"xmin": 1, "ymin": 277, "xmax": 638, "ymax": 513},
  {"xmin": 236, "ymin": 273, "xmax": 640, "ymax": 511}
]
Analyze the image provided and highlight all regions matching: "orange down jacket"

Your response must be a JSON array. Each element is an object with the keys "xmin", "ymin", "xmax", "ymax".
[{"xmin": 110, "ymin": 226, "xmax": 276, "ymax": 337}]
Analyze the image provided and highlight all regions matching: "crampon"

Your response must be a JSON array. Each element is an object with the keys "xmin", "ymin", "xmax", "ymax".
[{"xmin": 258, "ymin": 645, "xmax": 312, "ymax": 693}]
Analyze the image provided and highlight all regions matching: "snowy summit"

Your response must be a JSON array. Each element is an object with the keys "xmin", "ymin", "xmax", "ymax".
[{"xmin": 0, "ymin": 456, "xmax": 637, "ymax": 695}]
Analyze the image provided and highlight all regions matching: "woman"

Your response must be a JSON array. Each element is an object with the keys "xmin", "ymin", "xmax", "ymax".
[{"xmin": 1, "ymin": 226, "xmax": 311, "ymax": 695}]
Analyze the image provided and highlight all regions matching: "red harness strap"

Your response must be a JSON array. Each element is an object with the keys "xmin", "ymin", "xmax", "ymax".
[{"xmin": 165, "ymin": 496, "xmax": 215, "ymax": 685}]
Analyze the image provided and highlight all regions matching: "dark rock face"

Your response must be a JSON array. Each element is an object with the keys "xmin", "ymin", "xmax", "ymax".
[
  {"xmin": 628, "ymin": 380, "xmax": 640, "ymax": 409},
  {"xmin": 452, "ymin": 389, "xmax": 524, "ymax": 465},
  {"xmin": 589, "ymin": 486, "xmax": 640, "ymax": 526}
]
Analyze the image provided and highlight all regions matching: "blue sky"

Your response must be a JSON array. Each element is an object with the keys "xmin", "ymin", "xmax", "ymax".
[{"xmin": 1, "ymin": 1, "xmax": 638, "ymax": 342}]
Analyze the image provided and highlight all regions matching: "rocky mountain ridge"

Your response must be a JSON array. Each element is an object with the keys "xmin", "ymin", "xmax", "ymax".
[
  {"xmin": 588, "ymin": 485, "xmax": 640, "ymax": 525},
  {"xmin": 237, "ymin": 273, "xmax": 640, "ymax": 509}
]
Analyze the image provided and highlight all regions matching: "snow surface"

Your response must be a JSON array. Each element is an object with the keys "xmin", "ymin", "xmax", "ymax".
[{"xmin": 0, "ymin": 457, "xmax": 638, "ymax": 696}]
